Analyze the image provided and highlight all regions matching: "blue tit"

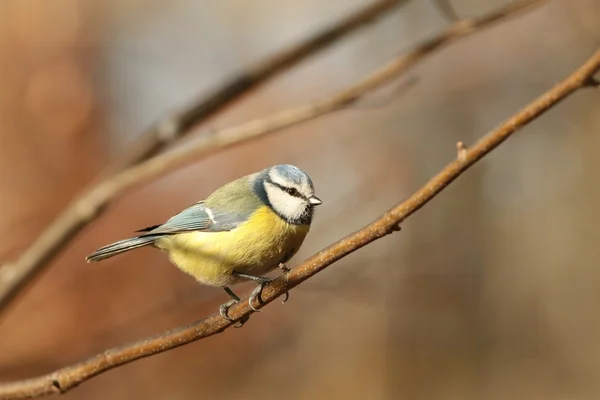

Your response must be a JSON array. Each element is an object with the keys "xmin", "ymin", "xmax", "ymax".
[{"xmin": 86, "ymin": 164, "xmax": 322, "ymax": 320}]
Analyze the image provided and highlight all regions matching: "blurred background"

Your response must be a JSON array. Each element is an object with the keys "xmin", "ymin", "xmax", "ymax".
[{"xmin": 1, "ymin": 0, "xmax": 600, "ymax": 399}]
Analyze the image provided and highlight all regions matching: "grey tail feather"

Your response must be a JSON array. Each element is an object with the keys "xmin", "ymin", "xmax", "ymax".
[{"xmin": 86, "ymin": 236, "xmax": 157, "ymax": 262}]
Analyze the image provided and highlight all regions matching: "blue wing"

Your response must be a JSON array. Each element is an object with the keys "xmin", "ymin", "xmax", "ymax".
[{"xmin": 138, "ymin": 202, "xmax": 245, "ymax": 236}]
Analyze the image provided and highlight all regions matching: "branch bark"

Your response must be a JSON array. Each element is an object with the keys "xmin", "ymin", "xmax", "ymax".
[
  {"xmin": 1, "ymin": 37, "xmax": 598, "ymax": 400},
  {"xmin": 0, "ymin": 0, "xmax": 546, "ymax": 313},
  {"xmin": 0, "ymin": 0, "xmax": 410, "ymax": 312}
]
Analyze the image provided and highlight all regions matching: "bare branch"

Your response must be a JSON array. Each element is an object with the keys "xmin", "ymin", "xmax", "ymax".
[
  {"xmin": 0, "ymin": 0, "xmax": 411, "ymax": 312},
  {"xmin": 347, "ymin": 75, "xmax": 419, "ymax": 109},
  {"xmin": 2, "ymin": 32, "xmax": 598, "ymax": 400}
]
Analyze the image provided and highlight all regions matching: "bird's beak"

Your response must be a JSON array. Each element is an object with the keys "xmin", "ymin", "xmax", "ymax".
[{"xmin": 308, "ymin": 195, "xmax": 322, "ymax": 206}]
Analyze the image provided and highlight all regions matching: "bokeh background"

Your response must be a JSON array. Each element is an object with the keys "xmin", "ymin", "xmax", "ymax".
[{"xmin": 1, "ymin": 0, "xmax": 600, "ymax": 399}]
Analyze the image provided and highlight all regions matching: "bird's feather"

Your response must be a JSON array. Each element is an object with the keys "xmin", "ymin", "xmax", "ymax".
[
  {"xmin": 138, "ymin": 200, "xmax": 252, "ymax": 236},
  {"xmin": 86, "ymin": 236, "xmax": 157, "ymax": 262},
  {"xmin": 156, "ymin": 205, "xmax": 310, "ymax": 286},
  {"xmin": 139, "ymin": 202, "xmax": 215, "ymax": 235}
]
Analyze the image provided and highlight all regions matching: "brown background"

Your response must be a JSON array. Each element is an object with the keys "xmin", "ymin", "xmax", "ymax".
[{"xmin": 1, "ymin": 0, "xmax": 600, "ymax": 399}]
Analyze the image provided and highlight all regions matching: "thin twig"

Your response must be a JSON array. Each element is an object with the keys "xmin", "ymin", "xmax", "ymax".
[
  {"xmin": 0, "ymin": 0, "xmax": 547, "ymax": 313},
  {"xmin": 0, "ymin": 0, "xmax": 411, "ymax": 312},
  {"xmin": 2, "ymin": 37, "xmax": 598, "ymax": 400}
]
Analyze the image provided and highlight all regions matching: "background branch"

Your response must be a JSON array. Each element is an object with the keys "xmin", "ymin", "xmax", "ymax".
[
  {"xmin": 106, "ymin": 0, "xmax": 411, "ymax": 171},
  {"xmin": 0, "ymin": 0, "xmax": 410, "ymax": 313},
  {"xmin": 0, "ymin": 0, "xmax": 546, "ymax": 314},
  {"xmin": 1, "ymin": 38, "xmax": 597, "ymax": 400}
]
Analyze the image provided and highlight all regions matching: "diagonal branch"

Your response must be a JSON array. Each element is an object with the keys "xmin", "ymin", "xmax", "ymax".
[
  {"xmin": 108, "ymin": 0, "xmax": 412, "ymax": 170},
  {"xmin": 0, "ymin": 0, "xmax": 546, "ymax": 313},
  {"xmin": 0, "ymin": 0, "xmax": 411, "ymax": 312},
  {"xmin": 1, "ymin": 42, "xmax": 597, "ymax": 400}
]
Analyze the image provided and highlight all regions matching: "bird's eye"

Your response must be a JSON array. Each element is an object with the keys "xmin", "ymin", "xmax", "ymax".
[{"xmin": 285, "ymin": 187, "xmax": 298, "ymax": 196}]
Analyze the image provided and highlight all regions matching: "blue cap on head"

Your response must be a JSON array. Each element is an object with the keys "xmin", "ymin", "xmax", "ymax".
[{"xmin": 270, "ymin": 164, "xmax": 314, "ymax": 189}]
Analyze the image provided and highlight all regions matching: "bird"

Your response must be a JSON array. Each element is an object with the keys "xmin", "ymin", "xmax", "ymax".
[{"xmin": 86, "ymin": 164, "xmax": 322, "ymax": 322}]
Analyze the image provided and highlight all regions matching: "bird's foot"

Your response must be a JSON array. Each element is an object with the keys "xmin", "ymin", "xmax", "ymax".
[
  {"xmin": 219, "ymin": 299, "xmax": 249, "ymax": 328},
  {"xmin": 279, "ymin": 263, "xmax": 292, "ymax": 304},
  {"xmin": 278, "ymin": 264, "xmax": 291, "ymax": 304},
  {"xmin": 219, "ymin": 299, "xmax": 238, "ymax": 321},
  {"xmin": 248, "ymin": 278, "xmax": 290, "ymax": 310},
  {"xmin": 248, "ymin": 277, "xmax": 273, "ymax": 312},
  {"xmin": 232, "ymin": 271, "xmax": 290, "ymax": 311},
  {"xmin": 233, "ymin": 316, "xmax": 249, "ymax": 328}
]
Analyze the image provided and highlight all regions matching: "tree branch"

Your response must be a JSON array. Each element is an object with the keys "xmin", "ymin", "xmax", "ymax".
[
  {"xmin": 0, "ymin": 0, "xmax": 546, "ymax": 314},
  {"xmin": 107, "ymin": 0, "xmax": 412, "ymax": 171},
  {"xmin": 0, "ymin": 0, "xmax": 410, "ymax": 312},
  {"xmin": 2, "ymin": 34, "xmax": 598, "ymax": 400}
]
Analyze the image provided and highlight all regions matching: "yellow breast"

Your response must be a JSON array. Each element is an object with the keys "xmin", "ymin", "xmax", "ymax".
[{"xmin": 155, "ymin": 205, "xmax": 310, "ymax": 287}]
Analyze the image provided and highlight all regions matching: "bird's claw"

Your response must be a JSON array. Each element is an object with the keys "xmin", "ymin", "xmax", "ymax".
[
  {"xmin": 219, "ymin": 299, "xmax": 238, "ymax": 321},
  {"xmin": 233, "ymin": 315, "xmax": 250, "ymax": 328},
  {"xmin": 247, "ymin": 278, "xmax": 290, "ymax": 310},
  {"xmin": 248, "ymin": 278, "xmax": 272, "ymax": 312},
  {"xmin": 219, "ymin": 299, "xmax": 250, "ymax": 328},
  {"xmin": 278, "ymin": 264, "xmax": 291, "ymax": 304}
]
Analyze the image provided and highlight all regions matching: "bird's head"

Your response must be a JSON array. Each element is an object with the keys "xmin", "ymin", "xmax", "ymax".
[{"xmin": 255, "ymin": 164, "xmax": 322, "ymax": 225}]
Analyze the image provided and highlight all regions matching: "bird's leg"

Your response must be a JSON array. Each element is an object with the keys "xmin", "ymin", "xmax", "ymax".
[
  {"xmin": 232, "ymin": 272, "xmax": 271, "ymax": 312},
  {"xmin": 219, "ymin": 286, "xmax": 240, "ymax": 320},
  {"xmin": 232, "ymin": 271, "xmax": 290, "ymax": 312},
  {"xmin": 220, "ymin": 286, "xmax": 248, "ymax": 327}
]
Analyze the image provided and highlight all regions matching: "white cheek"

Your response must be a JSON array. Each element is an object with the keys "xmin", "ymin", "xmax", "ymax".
[{"xmin": 265, "ymin": 185, "xmax": 306, "ymax": 221}]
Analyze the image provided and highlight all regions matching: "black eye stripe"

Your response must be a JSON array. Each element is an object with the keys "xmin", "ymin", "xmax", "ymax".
[{"xmin": 270, "ymin": 181, "xmax": 304, "ymax": 199}]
